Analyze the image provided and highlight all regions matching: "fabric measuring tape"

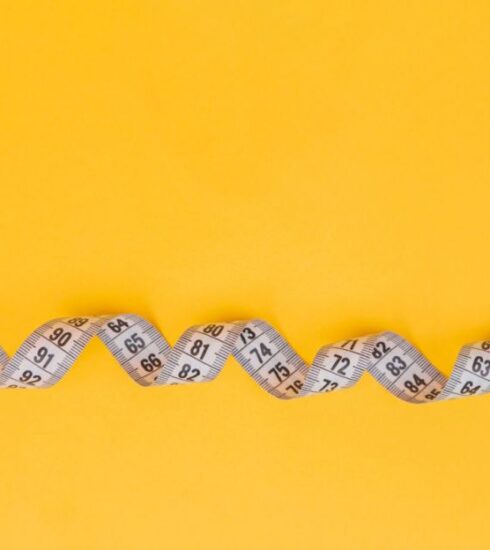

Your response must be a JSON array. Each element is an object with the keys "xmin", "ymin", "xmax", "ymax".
[{"xmin": 0, "ymin": 314, "xmax": 489, "ymax": 402}]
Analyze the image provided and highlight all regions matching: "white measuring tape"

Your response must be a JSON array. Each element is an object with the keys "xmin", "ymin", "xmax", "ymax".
[{"xmin": 0, "ymin": 314, "xmax": 488, "ymax": 402}]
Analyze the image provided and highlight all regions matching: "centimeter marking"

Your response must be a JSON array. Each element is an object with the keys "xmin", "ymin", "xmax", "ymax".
[{"xmin": 0, "ymin": 313, "xmax": 489, "ymax": 404}]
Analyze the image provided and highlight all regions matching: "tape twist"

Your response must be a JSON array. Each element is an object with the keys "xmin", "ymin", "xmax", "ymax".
[{"xmin": 0, "ymin": 314, "xmax": 488, "ymax": 403}]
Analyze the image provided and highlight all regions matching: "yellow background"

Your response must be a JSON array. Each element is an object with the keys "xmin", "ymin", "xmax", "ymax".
[{"xmin": 1, "ymin": 1, "xmax": 490, "ymax": 548}]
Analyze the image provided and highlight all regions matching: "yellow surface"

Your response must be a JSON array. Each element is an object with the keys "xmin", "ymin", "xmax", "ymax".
[{"xmin": 1, "ymin": 1, "xmax": 490, "ymax": 548}]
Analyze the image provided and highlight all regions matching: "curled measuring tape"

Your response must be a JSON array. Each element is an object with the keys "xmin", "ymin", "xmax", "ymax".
[{"xmin": 0, "ymin": 314, "xmax": 488, "ymax": 402}]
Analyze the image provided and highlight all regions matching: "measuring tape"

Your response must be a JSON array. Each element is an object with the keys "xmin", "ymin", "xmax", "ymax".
[{"xmin": 0, "ymin": 314, "xmax": 489, "ymax": 402}]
